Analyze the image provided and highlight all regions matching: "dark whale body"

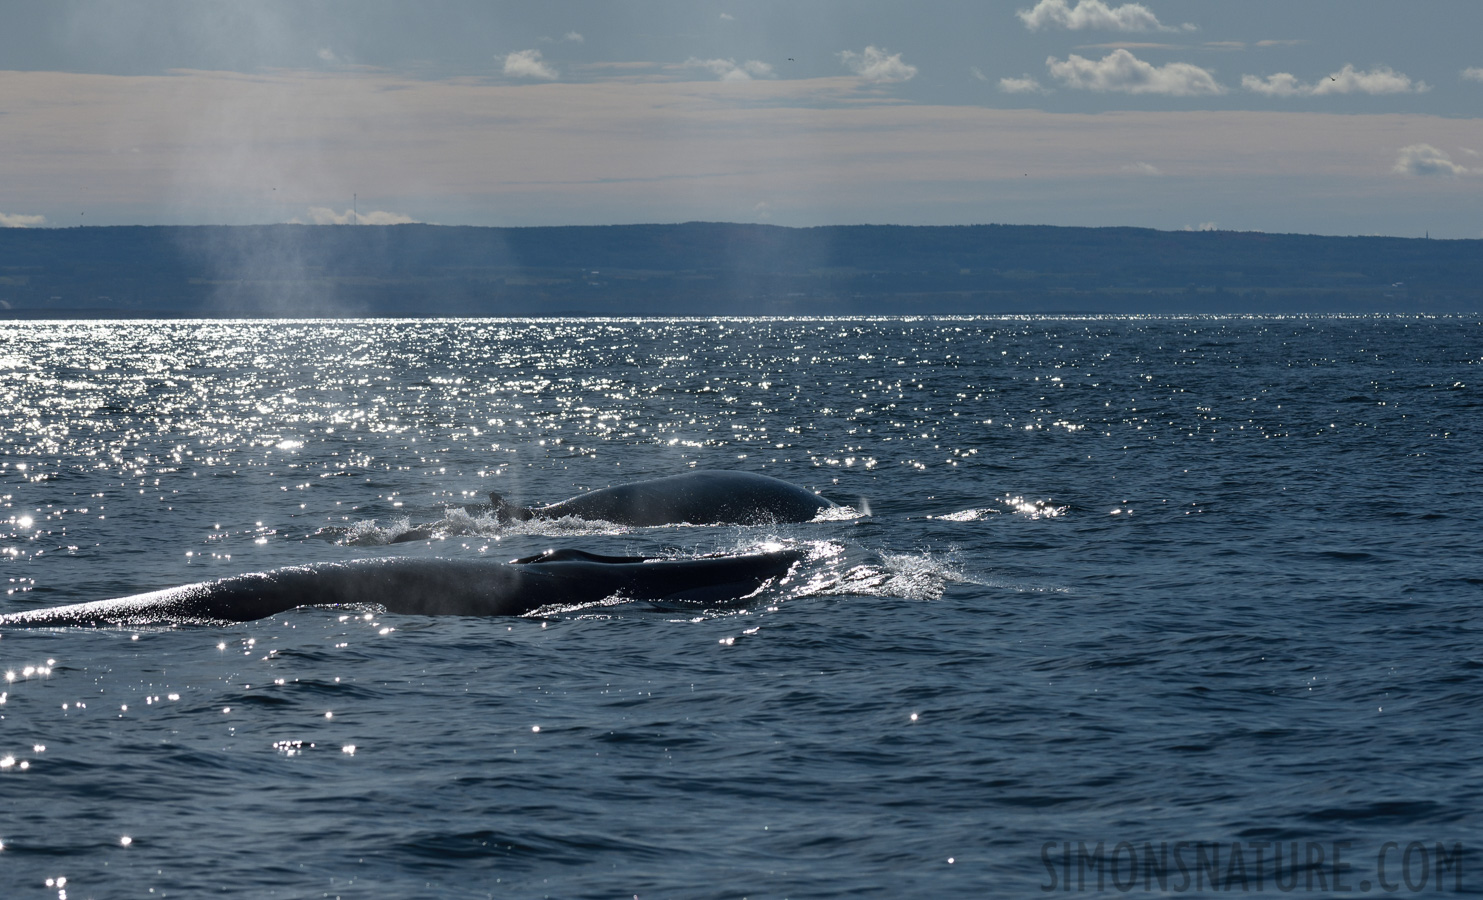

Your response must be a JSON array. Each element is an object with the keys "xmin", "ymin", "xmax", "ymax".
[
  {"xmin": 489, "ymin": 470, "xmax": 836, "ymax": 527},
  {"xmin": 0, "ymin": 547, "xmax": 804, "ymax": 627}
]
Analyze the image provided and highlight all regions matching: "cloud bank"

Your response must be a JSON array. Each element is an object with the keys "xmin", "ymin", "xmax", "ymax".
[
  {"xmin": 4, "ymin": 66, "xmax": 1482, "ymax": 233},
  {"xmin": 0, "ymin": 212, "xmax": 47, "ymax": 228},
  {"xmin": 1243, "ymin": 64, "xmax": 1427, "ymax": 97},
  {"xmin": 1047, "ymin": 49, "xmax": 1223, "ymax": 95},
  {"xmin": 686, "ymin": 58, "xmax": 776, "ymax": 82},
  {"xmin": 291, "ymin": 207, "xmax": 421, "ymax": 225},
  {"xmin": 1018, "ymin": 0, "xmax": 1192, "ymax": 33},
  {"xmin": 1462, "ymin": 67, "xmax": 1483, "ymax": 83},
  {"xmin": 839, "ymin": 46, "xmax": 918, "ymax": 83},
  {"xmin": 503, "ymin": 49, "xmax": 559, "ymax": 80},
  {"xmin": 1392, "ymin": 145, "xmax": 1470, "ymax": 178}
]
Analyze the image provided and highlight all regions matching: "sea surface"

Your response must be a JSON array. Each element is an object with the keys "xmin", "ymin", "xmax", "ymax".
[{"xmin": 1, "ymin": 316, "xmax": 1480, "ymax": 898}]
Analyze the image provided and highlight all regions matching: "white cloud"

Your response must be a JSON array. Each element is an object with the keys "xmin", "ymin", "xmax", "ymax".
[
  {"xmin": 999, "ymin": 74, "xmax": 1049, "ymax": 94},
  {"xmin": 1392, "ymin": 145, "xmax": 1470, "ymax": 178},
  {"xmin": 1462, "ymin": 67, "xmax": 1483, "ymax": 83},
  {"xmin": 1241, "ymin": 72, "xmax": 1305, "ymax": 97},
  {"xmin": 971, "ymin": 66, "xmax": 988, "ymax": 82},
  {"xmin": 0, "ymin": 212, "xmax": 46, "ymax": 228},
  {"xmin": 1077, "ymin": 42, "xmax": 1181, "ymax": 50},
  {"xmin": 563, "ymin": 32, "xmax": 584, "ymax": 44},
  {"xmin": 839, "ymin": 46, "xmax": 918, "ymax": 83},
  {"xmin": 291, "ymin": 207, "xmax": 420, "ymax": 225},
  {"xmin": 1017, "ymin": 0, "xmax": 1192, "ymax": 33},
  {"xmin": 1182, "ymin": 221, "xmax": 1219, "ymax": 231},
  {"xmin": 720, "ymin": 13, "xmax": 734, "ymax": 21},
  {"xmin": 686, "ymin": 58, "xmax": 776, "ymax": 82},
  {"xmin": 317, "ymin": 48, "xmax": 337, "ymax": 63},
  {"xmin": 503, "ymin": 49, "xmax": 559, "ymax": 80},
  {"xmin": 1245, "ymin": 65, "xmax": 1427, "ymax": 97},
  {"xmin": 1314, "ymin": 65, "xmax": 1426, "ymax": 95},
  {"xmin": 1046, "ymin": 49, "xmax": 1224, "ymax": 95},
  {"xmin": 358, "ymin": 210, "xmax": 421, "ymax": 225},
  {"xmin": 1123, "ymin": 162, "xmax": 1162, "ymax": 175},
  {"xmin": 1076, "ymin": 38, "xmax": 1241, "ymax": 50}
]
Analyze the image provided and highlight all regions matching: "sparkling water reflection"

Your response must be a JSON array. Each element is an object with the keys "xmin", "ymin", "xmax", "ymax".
[{"xmin": 1, "ymin": 316, "xmax": 1480, "ymax": 897}]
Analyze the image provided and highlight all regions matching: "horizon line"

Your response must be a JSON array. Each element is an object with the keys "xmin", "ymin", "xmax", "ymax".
[{"xmin": 1, "ymin": 221, "xmax": 1463, "ymax": 241}]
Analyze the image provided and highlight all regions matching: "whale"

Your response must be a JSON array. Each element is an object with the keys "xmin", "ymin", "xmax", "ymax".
[
  {"xmin": 483, "ymin": 470, "xmax": 838, "ymax": 527},
  {"xmin": 0, "ymin": 547, "xmax": 805, "ymax": 627}
]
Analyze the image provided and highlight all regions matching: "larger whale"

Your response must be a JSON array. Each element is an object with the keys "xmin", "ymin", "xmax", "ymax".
[
  {"xmin": 0, "ymin": 547, "xmax": 804, "ymax": 627},
  {"xmin": 486, "ymin": 470, "xmax": 837, "ymax": 526}
]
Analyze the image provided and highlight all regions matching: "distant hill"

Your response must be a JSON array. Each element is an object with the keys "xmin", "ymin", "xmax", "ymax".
[{"xmin": 1, "ymin": 222, "xmax": 1478, "ymax": 316}]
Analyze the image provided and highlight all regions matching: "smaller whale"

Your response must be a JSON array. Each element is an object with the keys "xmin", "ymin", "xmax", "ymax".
[
  {"xmin": 485, "ymin": 470, "xmax": 837, "ymax": 527},
  {"xmin": 0, "ymin": 547, "xmax": 805, "ymax": 627}
]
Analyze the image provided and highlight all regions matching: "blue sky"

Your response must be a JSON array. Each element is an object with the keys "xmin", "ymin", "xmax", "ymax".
[{"xmin": 2, "ymin": 0, "xmax": 1480, "ymax": 236}]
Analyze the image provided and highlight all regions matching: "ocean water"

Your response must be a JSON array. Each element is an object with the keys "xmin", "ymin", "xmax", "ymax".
[{"xmin": 0, "ymin": 316, "xmax": 1480, "ymax": 898}]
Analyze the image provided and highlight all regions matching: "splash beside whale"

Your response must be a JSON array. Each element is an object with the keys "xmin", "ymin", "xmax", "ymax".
[
  {"xmin": 0, "ymin": 547, "xmax": 805, "ymax": 627},
  {"xmin": 484, "ymin": 470, "xmax": 837, "ymax": 527}
]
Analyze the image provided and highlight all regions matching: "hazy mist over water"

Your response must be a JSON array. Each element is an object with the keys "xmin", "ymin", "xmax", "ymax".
[{"xmin": 1, "ymin": 316, "xmax": 1480, "ymax": 897}]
